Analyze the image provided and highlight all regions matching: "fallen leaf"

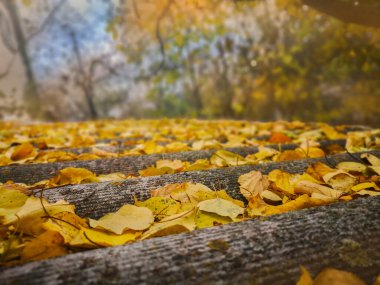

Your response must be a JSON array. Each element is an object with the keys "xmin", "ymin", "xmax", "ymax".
[
  {"xmin": 134, "ymin": 197, "xmax": 181, "ymax": 220},
  {"xmin": 89, "ymin": 204, "xmax": 154, "ymax": 234},
  {"xmin": 9, "ymin": 143, "xmax": 35, "ymax": 161},
  {"xmin": 268, "ymin": 170, "xmax": 295, "ymax": 195},
  {"xmin": 336, "ymin": 162, "xmax": 367, "ymax": 173},
  {"xmin": 141, "ymin": 210, "xmax": 196, "ymax": 239},
  {"xmin": 238, "ymin": 170, "xmax": 269, "ymax": 199},
  {"xmin": 70, "ymin": 228, "xmax": 139, "ymax": 248},
  {"xmin": 351, "ymin": 182, "xmax": 380, "ymax": 192},
  {"xmin": 21, "ymin": 231, "xmax": 67, "ymax": 262},
  {"xmin": 313, "ymin": 268, "xmax": 365, "ymax": 285},
  {"xmin": 295, "ymin": 181, "xmax": 343, "ymax": 199},
  {"xmin": 297, "ymin": 265, "xmax": 313, "ymax": 285},
  {"xmin": 210, "ymin": 150, "xmax": 247, "ymax": 167},
  {"xmin": 322, "ymin": 170, "xmax": 357, "ymax": 192},
  {"xmin": 197, "ymin": 198, "xmax": 244, "ymax": 219},
  {"xmin": 361, "ymin": 153, "xmax": 380, "ymax": 166},
  {"xmin": 49, "ymin": 167, "xmax": 98, "ymax": 186},
  {"xmin": 195, "ymin": 210, "xmax": 232, "ymax": 229}
]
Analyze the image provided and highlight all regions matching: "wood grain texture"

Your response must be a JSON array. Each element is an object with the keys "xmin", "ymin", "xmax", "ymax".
[
  {"xmin": 1, "ymin": 196, "xmax": 379, "ymax": 285},
  {"xmin": 0, "ymin": 140, "xmax": 344, "ymax": 185},
  {"xmin": 38, "ymin": 150, "xmax": 380, "ymax": 219}
]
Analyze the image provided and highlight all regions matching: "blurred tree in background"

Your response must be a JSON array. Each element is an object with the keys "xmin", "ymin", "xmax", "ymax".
[{"xmin": 0, "ymin": 0, "xmax": 379, "ymax": 125}]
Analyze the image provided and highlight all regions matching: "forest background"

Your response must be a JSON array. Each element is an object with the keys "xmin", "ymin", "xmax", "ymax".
[{"xmin": 0, "ymin": 0, "xmax": 379, "ymax": 126}]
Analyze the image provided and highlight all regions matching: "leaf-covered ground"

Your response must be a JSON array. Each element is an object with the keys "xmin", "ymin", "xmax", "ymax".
[{"xmin": 0, "ymin": 119, "xmax": 379, "ymax": 284}]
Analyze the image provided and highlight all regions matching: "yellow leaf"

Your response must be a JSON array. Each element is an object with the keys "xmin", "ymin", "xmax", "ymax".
[
  {"xmin": 238, "ymin": 170, "xmax": 269, "ymax": 199},
  {"xmin": 135, "ymin": 197, "xmax": 181, "ymax": 220},
  {"xmin": 141, "ymin": 210, "xmax": 196, "ymax": 239},
  {"xmin": 9, "ymin": 143, "xmax": 36, "ymax": 161},
  {"xmin": 313, "ymin": 268, "xmax": 365, "ymax": 285},
  {"xmin": 139, "ymin": 166, "xmax": 175, "ymax": 177},
  {"xmin": 361, "ymin": 153, "xmax": 380, "ymax": 166},
  {"xmin": 260, "ymin": 190, "xmax": 282, "ymax": 202},
  {"xmin": 197, "ymin": 198, "xmax": 244, "ymax": 219},
  {"xmin": 306, "ymin": 162, "xmax": 335, "ymax": 181},
  {"xmin": 0, "ymin": 187, "xmax": 28, "ymax": 219},
  {"xmin": 156, "ymin": 159, "xmax": 184, "ymax": 171},
  {"xmin": 97, "ymin": 172, "xmax": 127, "ymax": 182},
  {"xmin": 355, "ymin": 190, "xmax": 380, "ymax": 196},
  {"xmin": 252, "ymin": 146, "xmax": 279, "ymax": 161},
  {"xmin": 21, "ymin": 231, "xmax": 67, "ymax": 262},
  {"xmin": 49, "ymin": 167, "xmax": 98, "ymax": 186},
  {"xmin": 248, "ymin": 194, "xmax": 330, "ymax": 217},
  {"xmin": 210, "ymin": 150, "xmax": 247, "ymax": 167},
  {"xmin": 195, "ymin": 210, "xmax": 232, "ymax": 229},
  {"xmin": 275, "ymin": 150, "xmax": 305, "ymax": 162},
  {"xmin": 295, "ymin": 181, "xmax": 343, "ymax": 199},
  {"xmin": 42, "ymin": 211, "xmax": 88, "ymax": 243},
  {"xmin": 352, "ymin": 182, "xmax": 380, "ymax": 192},
  {"xmin": 5, "ymin": 197, "xmax": 75, "ymax": 236},
  {"xmin": 184, "ymin": 159, "xmax": 212, "ymax": 171},
  {"xmin": 297, "ymin": 265, "xmax": 313, "ymax": 285},
  {"xmin": 336, "ymin": 162, "xmax": 367, "ymax": 173},
  {"xmin": 268, "ymin": 169, "xmax": 295, "ymax": 195},
  {"xmin": 143, "ymin": 141, "xmax": 164, "ymax": 154},
  {"xmin": 89, "ymin": 204, "xmax": 154, "ymax": 234},
  {"xmin": 70, "ymin": 228, "xmax": 139, "ymax": 248}
]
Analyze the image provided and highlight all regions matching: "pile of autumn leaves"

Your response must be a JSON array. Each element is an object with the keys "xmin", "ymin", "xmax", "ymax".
[{"xmin": 1, "ymin": 152, "xmax": 379, "ymax": 266}]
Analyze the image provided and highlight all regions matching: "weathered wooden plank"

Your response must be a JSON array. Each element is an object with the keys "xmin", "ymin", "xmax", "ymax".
[
  {"xmin": 1, "ymin": 196, "xmax": 379, "ymax": 285},
  {"xmin": 40, "ymin": 150, "xmax": 380, "ymax": 219},
  {"xmin": 0, "ymin": 140, "xmax": 345, "ymax": 185}
]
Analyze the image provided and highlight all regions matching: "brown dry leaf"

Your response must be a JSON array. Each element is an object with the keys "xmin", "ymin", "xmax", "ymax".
[
  {"xmin": 322, "ymin": 170, "xmax": 357, "ymax": 192},
  {"xmin": 238, "ymin": 170, "xmax": 269, "ymax": 199},
  {"xmin": 21, "ymin": 231, "xmax": 67, "ymax": 262},
  {"xmin": 49, "ymin": 167, "xmax": 98, "ymax": 186},
  {"xmin": 313, "ymin": 268, "xmax": 365, "ymax": 285},
  {"xmin": 297, "ymin": 265, "xmax": 313, "ymax": 285},
  {"xmin": 89, "ymin": 204, "xmax": 154, "ymax": 234}
]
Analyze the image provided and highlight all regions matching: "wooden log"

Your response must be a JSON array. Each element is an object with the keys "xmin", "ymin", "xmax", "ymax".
[
  {"xmin": 40, "ymin": 150, "xmax": 380, "ymax": 219},
  {"xmin": 1, "ymin": 196, "xmax": 379, "ymax": 284},
  {"xmin": 0, "ymin": 140, "xmax": 345, "ymax": 185}
]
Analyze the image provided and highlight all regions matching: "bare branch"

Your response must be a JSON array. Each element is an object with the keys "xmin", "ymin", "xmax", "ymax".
[{"xmin": 26, "ymin": 0, "xmax": 66, "ymax": 43}]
